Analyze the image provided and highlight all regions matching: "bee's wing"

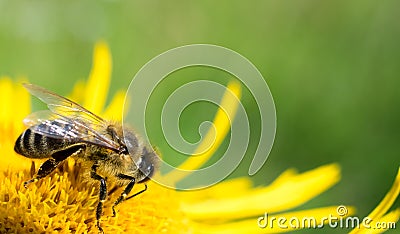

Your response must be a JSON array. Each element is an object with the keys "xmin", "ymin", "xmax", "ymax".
[
  {"xmin": 23, "ymin": 83, "xmax": 104, "ymax": 124},
  {"xmin": 23, "ymin": 84, "xmax": 120, "ymax": 150},
  {"xmin": 24, "ymin": 110, "xmax": 83, "ymax": 140}
]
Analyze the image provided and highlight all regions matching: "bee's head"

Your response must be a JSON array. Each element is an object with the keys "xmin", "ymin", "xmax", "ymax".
[{"xmin": 121, "ymin": 126, "xmax": 159, "ymax": 182}]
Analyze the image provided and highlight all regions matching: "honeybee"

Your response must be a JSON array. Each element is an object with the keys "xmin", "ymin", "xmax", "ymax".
[{"xmin": 14, "ymin": 84, "xmax": 158, "ymax": 233}]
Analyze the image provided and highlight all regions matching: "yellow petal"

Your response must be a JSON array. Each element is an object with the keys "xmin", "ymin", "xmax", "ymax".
[
  {"xmin": 359, "ymin": 208, "xmax": 399, "ymax": 234},
  {"xmin": 181, "ymin": 164, "xmax": 341, "ymax": 221},
  {"xmin": 267, "ymin": 168, "xmax": 298, "ymax": 187},
  {"xmin": 102, "ymin": 90, "xmax": 126, "ymax": 120},
  {"xmin": 191, "ymin": 206, "xmax": 356, "ymax": 234},
  {"xmin": 83, "ymin": 41, "xmax": 112, "ymax": 114},
  {"xmin": 13, "ymin": 78, "xmax": 31, "ymax": 134},
  {"xmin": 181, "ymin": 177, "xmax": 253, "ymax": 203},
  {"xmin": 367, "ymin": 167, "xmax": 400, "ymax": 220},
  {"xmin": 67, "ymin": 79, "xmax": 86, "ymax": 104},
  {"xmin": 162, "ymin": 81, "xmax": 241, "ymax": 183},
  {"xmin": 0, "ymin": 77, "xmax": 13, "ymax": 136},
  {"xmin": 350, "ymin": 167, "xmax": 400, "ymax": 234},
  {"xmin": 0, "ymin": 77, "xmax": 32, "ymax": 172}
]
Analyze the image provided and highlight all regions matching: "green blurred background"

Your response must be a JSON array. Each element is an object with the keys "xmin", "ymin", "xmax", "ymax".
[{"xmin": 1, "ymin": 1, "xmax": 399, "ymax": 233}]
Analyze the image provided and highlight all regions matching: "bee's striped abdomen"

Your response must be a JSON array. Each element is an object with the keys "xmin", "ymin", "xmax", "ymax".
[{"xmin": 14, "ymin": 128, "xmax": 66, "ymax": 159}]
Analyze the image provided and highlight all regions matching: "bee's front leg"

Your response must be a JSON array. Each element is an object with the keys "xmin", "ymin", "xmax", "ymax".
[
  {"xmin": 112, "ymin": 174, "xmax": 147, "ymax": 217},
  {"xmin": 91, "ymin": 163, "xmax": 107, "ymax": 234}
]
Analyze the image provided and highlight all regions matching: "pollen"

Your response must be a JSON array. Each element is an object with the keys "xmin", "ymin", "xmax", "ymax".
[{"xmin": 0, "ymin": 160, "xmax": 189, "ymax": 233}]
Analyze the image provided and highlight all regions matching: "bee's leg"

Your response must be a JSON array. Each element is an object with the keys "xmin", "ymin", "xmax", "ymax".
[
  {"xmin": 125, "ymin": 184, "xmax": 147, "ymax": 201},
  {"xmin": 111, "ymin": 174, "xmax": 135, "ymax": 217},
  {"xmin": 91, "ymin": 164, "xmax": 107, "ymax": 234},
  {"xmin": 24, "ymin": 144, "xmax": 85, "ymax": 188},
  {"xmin": 112, "ymin": 174, "xmax": 147, "ymax": 217}
]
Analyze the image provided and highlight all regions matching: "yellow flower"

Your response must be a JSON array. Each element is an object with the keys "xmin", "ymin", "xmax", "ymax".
[{"xmin": 0, "ymin": 41, "xmax": 397, "ymax": 233}]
